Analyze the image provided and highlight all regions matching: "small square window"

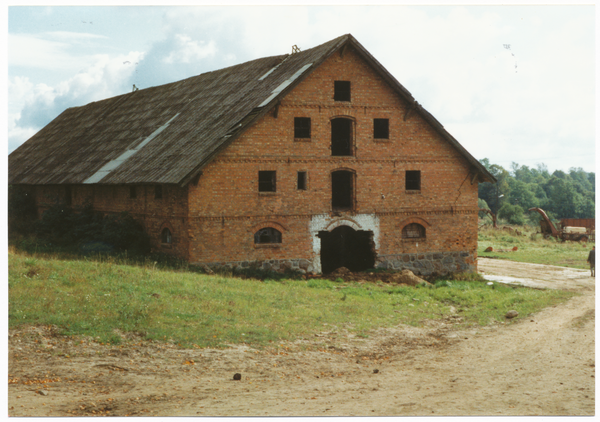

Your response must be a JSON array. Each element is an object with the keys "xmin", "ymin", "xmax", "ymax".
[
  {"xmin": 155, "ymin": 185, "xmax": 163, "ymax": 199},
  {"xmin": 406, "ymin": 171, "xmax": 421, "ymax": 191},
  {"xmin": 258, "ymin": 171, "xmax": 276, "ymax": 192},
  {"xmin": 297, "ymin": 171, "xmax": 307, "ymax": 190},
  {"xmin": 130, "ymin": 186, "xmax": 137, "ymax": 199},
  {"xmin": 334, "ymin": 81, "xmax": 351, "ymax": 101},
  {"xmin": 294, "ymin": 117, "xmax": 311, "ymax": 139},
  {"xmin": 374, "ymin": 119, "xmax": 389, "ymax": 139}
]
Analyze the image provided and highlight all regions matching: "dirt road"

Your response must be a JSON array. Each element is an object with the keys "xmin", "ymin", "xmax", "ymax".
[{"xmin": 8, "ymin": 258, "xmax": 595, "ymax": 416}]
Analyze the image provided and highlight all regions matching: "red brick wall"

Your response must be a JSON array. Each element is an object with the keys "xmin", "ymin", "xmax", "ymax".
[{"xmin": 187, "ymin": 46, "xmax": 479, "ymax": 272}]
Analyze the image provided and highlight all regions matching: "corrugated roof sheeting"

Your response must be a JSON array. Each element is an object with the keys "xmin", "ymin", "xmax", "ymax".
[{"xmin": 9, "ymin": 34, "xmax": 495, "ymax": 186}]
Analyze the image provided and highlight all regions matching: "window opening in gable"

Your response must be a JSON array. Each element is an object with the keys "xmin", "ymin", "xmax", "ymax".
[
  {"xmin": 258, "ymin": 171, "xmax": 277, "ymax": 192},
  {"xmin": 331, "ymin": 170, "xmax": 354, "ymax": 211},
  {"xmin": 334, "ymin": 81, "xmax": 351, "ymax": 101},
  {"xmin": 161, "ymin": 228, "xmax": 172, "ymax": 244},
  {"xmin": 331, "ymin": 118, "xmax": 353, "ymax": 156},
  {"xmin": 294, "ymin": 117, "xmax": 311, "ymax": 139},
  {"xmin": 254, "ymin": 227, "xmax": 282, "ymax": 244},
  {"xmin": 297, "ymin": 171, "xmax": 307, "ymax": 190},
  {"xmin": 130, "ymin": 186, "xmax": 137, "ymax": 199},
  {"xmin": 155, "ymin": 185, "xmax": 163, "ymax": 199},
  {"xmin": 374, "ymin": 118, "xmax": 389, "ymax": 139},
  {"xmin": 402, "ymin": 223, "xmax": 425, "ymax": 239},
  {"xmin": 406, "ymin": 170, "xmax": 421, "ymax": 191}
]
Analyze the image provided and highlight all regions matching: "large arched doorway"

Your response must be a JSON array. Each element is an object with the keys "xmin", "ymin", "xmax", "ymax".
[{"xmin": 319, "ymin": 225, "xmax": 375, "ymax": 273}]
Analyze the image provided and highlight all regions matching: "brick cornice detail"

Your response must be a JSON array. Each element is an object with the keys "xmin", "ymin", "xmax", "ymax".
[
  {"xmin": 189, "ymin": 208, "xmax": 478, "ymax": 222},
  {"xmin": 215, "ymin": 157, "xmax": 455, "ymax": 165},
  {"xmin": 281, "ymin": 103, "xmax": 405, "ymax": 112}
]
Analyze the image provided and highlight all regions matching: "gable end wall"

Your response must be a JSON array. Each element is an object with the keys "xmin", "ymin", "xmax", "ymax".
[{"xmin": 186, "ymin": 48, "xmax": 479, "ymax": 275}]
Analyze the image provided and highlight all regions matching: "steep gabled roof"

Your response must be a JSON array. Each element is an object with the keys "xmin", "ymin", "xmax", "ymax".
[{"xmin": 9, "ymin": 34, "xmax": 495, "ymax": 186}]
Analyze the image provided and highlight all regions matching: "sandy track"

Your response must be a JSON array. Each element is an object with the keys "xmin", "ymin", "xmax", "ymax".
[
  {"xmin": 478, "ymin": 257, "xmax": 594, "ymax": 291},
  {"xmin": 8, "ymin": 258, "xmax": 595, "ymax": 416}
]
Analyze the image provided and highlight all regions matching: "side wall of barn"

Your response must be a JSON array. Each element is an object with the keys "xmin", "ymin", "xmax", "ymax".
[{"xmin": 23, "ymin": 183, "xmax": 190, "ymax": 258}]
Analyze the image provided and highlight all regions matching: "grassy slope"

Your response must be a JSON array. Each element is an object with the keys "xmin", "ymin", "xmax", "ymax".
[{"xmin": 9, "ymin": 247, "xmax": 574, "ymax": 349}]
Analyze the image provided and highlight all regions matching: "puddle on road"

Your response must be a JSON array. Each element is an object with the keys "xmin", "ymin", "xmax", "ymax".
[
  {"xmin": 482, "ymin": 274, "xmax": 548, "ymax": 289},
  {"xmin": 483, "ymin": 275, "xmax": 526, "ymax": 284}
]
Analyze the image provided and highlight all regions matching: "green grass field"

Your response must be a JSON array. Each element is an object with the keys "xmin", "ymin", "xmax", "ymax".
[
  {"xmin": 9, "ymin": 244, "xmax": 575, "ymax": 349},
  {"xmin": 477, "ymin": 225, "xmax": 593, "ymax": 269}
]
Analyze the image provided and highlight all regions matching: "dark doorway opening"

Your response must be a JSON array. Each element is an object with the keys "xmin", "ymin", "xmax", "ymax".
[
  {"xmin": 319, "ymin": 226, "xmax": 375, "ymax": 273},
  {"xmin": 331, "ymin": 118, "xmax": 353, "ymax": 156},
  {"xmin": 332, "ymin": 170, "xmax": 353, "ymax": 211}
]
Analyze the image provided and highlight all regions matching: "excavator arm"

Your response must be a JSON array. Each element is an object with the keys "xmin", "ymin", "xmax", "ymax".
[{"xmin": 528, "ymin": 207, "xmax": 560, "ymax": 237}]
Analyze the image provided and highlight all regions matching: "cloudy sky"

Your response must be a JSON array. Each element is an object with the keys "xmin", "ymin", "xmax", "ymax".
[{"xmin": 7, "ymin": 4, "xmax": 596, "ymax": 174}]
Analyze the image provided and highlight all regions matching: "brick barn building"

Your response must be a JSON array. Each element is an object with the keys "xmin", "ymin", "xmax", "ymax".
[{"xmin": 9, "ymin": 34, "xmax": 495, "ymax": 275}]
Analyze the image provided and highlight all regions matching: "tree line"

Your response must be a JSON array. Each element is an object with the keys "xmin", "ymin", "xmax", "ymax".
[{"xmin": 478, "ymin": 159, "xmax": 595, "ymax": 225}]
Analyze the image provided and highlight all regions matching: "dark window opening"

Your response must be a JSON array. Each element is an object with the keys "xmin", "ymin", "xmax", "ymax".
[
  {"xmin": 334, "ymin": 81, "xmax": 351, "ymax": 101},
  {"xmin": 130, "ymin": 186, "xmax": 137, "ymax": 199},
  {"xmin": 332, "ymin": 170, "xmax": 354, "ymax": 210},
  {"xmin": 294, "ymin": 117, "xmax": 311, "ymax": 139},
  {"xmin": 374, "ymin": 118, "xmax": 389, "ymax": 139},
  {"xmin": 331, "ymin": 118, "xmax": 353, "ymax": 156},
  {"xmin": 161, "ymin": 228, "xmax": 172, "ymax": 244},
  {"xmin": 297, "ymin": 171, "xmax": 307, "ymax": 190},
  {"xmin": 254, "ymin": 227, "xmax": 282, "ymax": 244},
  {"xmin": 402, "ymin": 223, "xmax": 425, "ymax": 239},
  {"xmin": 319, "ymin": 226, "xmax": 375, "ymax": 273},
  {"xmin": 65, "ymin": 186, "xmax": 72, "ymax": 206},
  {"xmin": 406, "ymin": 170, "xmax": 421, "ymax": 191},
  {"xmin": 258, "ymin": 171, "xmax": 276, "ymax": 192},
  {"xmin": 155, "ymin": 185, "xmax": 163, "ymax": 199}
]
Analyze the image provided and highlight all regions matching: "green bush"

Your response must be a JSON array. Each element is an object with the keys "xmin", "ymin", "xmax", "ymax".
[
  {"xmin": 33, "ymin": 203, "xmax": 150, "ymax": 254},
  {"xmin": 34, "ymin": 204, "xmax": 77, "ymax": 245},
  {"xmin": 99, "ymin": 212, "xmax": 150, "ymax": 254},
  {"xmin": 8, "ymin": 186, "xmax": 38, "ymax": 236},
  {"xmin": 498, "ymin": 203, "xmax": 525, "ymax": 225}
]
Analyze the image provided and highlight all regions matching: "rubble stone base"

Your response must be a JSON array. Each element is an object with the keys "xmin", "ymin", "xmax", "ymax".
[
  {"xmin": 375, "ymin": 251, "xmax": 475, "ymax": 276},
  {"xmin": 195, "ymin": 250, "xmax": 475, "ymax": 276}
]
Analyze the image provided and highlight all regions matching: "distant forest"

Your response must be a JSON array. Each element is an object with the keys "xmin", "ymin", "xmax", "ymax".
[{"xmin": 478, "ymin": 159, "xmax": 595, "ymax": 225}]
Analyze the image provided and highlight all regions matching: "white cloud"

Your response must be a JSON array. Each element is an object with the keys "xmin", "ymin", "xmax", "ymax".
[
  {"xmin": 45, "ymin": 31, "xmax": 107, "ymax": 41},
  {"xmin": 8, "ymin": 76, "xmax": 35, "ymax": 110},
  {"xmin": 9, "ymin": 51, "xmax": 144, "ymax": 153},
  {"xmin": 9, "ymin": 31, "xmax": 110, "ymax": 71},
  {"xmin": 163, "ymin": 35, "xmax": 216, "ymax": 64},
  {"xmin": 9, "ymin": 34, "xmax": 76, "ymax": 70}
]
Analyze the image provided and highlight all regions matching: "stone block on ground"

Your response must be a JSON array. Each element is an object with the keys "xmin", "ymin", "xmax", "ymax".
[{"xmin": 390, "ymin": 269, "xmax": 431, "ymax": 286}]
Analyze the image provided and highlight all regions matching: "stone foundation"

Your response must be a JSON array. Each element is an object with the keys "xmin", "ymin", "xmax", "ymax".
[
  {"xmin": 375, "ymin": 251, "xmax": 476, "ymax": 276},
  {"xmin": 197, "ymin": 258, "xmax": 315, "ymax": 274},
  {"xmin": 195, "ymin": 250, "xmax": 475, "ymax": 276}
]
